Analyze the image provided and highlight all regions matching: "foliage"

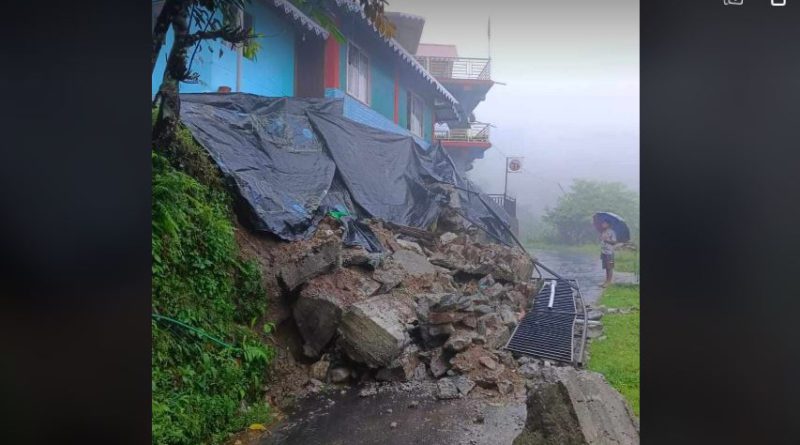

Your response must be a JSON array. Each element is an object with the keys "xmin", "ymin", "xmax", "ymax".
[
  {"xmin": 152, "ymin": 0, "xmax": 257, "ymax": 150},
  {"xmin": 611, "ymin": 248, "xmax": 639, "ymax": 275},
  {"xmin": 542, "ymin": 179, "xmax": 639, "ymax": 245},
  {"xmin": 152, "ymin": 149, "xmax": 274, "ymax": 445},
  {"xmin": 290, "ymin": 0, "xmax": 395, "ymax": 43},
  {"xmin": 598, "ymin": 283, "xmax": 640, "ymax": 309},
  {"xmin": 242, "ymin": 29, "xmax": 262, "ymax": 61},
  {"xmin": 169, "ymin": 126, "xmax": 225, "ymax": 193},
  {"xmin": 588, "ymin": 285, "xmax": 640, "ymax": 417}
]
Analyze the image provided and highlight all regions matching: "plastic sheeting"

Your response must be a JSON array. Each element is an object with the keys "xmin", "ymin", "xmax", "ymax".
[{"xmin": 179, "ymin": 93, "xmax": 514, "ymax": 251}]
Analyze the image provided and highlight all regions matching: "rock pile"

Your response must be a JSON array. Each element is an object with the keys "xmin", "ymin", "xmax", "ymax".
[{"xmin": 275, "ymin": 218, "xmax": 538, "ymax": 396}]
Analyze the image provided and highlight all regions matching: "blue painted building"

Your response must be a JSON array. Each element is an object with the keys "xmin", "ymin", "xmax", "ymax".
[{"xmin": 152, "ymin": 0, "xmax": 461, "ymax": 148}]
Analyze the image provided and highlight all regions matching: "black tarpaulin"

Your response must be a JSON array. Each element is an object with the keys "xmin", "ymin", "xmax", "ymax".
[
  {"xmin": 180, "ymin": 94, "xmax": 339, "ymax": 240},
  {"xmin": 178, "ymin": 93, "xmax": 514, "ymax": 250},
  {"xmin": 308, "ymin": 111, "xmax": 443, "ymax": 229}
]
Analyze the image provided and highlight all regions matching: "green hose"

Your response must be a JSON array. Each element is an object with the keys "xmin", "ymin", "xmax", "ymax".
[{"xmin": 152, "ymin": 313, "xmax": 236, "ymax": 349}]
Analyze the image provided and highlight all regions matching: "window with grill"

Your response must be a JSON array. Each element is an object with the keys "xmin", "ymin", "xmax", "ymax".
[{"xmin": 347, "ymin": 43, "xmax": 370, "ymax": 104}]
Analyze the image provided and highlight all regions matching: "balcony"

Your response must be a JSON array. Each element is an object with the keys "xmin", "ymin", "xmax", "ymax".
[
  {"xmin": 488, "ymin": 194, "xmax": 517, "ymax": 218},
  {"xmin": 434, "ymin": 122, "xmax": 491, "ymax": 143},
  {"xmin": 415, "ymin": 56, "xmax": 491, "ymax": 81}
]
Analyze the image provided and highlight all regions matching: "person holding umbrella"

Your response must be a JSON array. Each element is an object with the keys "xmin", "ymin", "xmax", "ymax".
[{"xmin": 593, "ymin": 212, "xmax": 631, "ymax": 287}]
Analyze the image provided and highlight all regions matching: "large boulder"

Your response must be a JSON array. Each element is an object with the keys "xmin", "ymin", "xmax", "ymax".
[
  {"xmin": 277, "ymin": 235, "xmax": 341, "ymax": 291},
  {"xmin": 513, "ymin": 367, "xmax": 639, "ymax": 445},
  {"xmin": 338, "ymin": 293, "xmax": 416, "ymax": 367},
  {"xmin": 293, "ymin": 268, "xmax": 380, "ymax": 358}
]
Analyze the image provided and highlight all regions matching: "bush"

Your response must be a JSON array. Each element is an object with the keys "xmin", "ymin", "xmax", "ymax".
[
  {"xmin": 152, "ymin": 150, "xmax": 273, "ymax": 445},
  {"xmin": 542, "ymin": 180, "xmax": 639, "ymax": 245}
]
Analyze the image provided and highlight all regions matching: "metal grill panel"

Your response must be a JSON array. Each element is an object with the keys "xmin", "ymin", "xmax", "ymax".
[{"xmin": 505, "ymin": 279, "xmax": 584, "ymax": 364}]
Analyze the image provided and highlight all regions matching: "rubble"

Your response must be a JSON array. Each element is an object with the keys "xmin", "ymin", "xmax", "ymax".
[
  {"xmin": 252, "ymin": 213, "xmax": 545, "ymax": 406},
  {"xmin": 428, "ymin": 347, "xmax": 450, "ymax": 378},
  {"xmin": 587, "ymin": 309, "xmax": 604, "ymax": 321},
  {"xmin": 575, "ymin": 319, "xmax": 604, "ymax": 339},
  {"xmin": 429, "ymin": 240, "xmax": 533, "ymax": 284},
  {"xmin": 329, "ymin": 367, "xmax": 351, "ymax": 383},
  {"xmin": 359, "ymin": 384, "xmax": 378, "ymax": 397},
  {"xmin": 453, "ymin": 376, "xmax": 476, "ymax": 396},
  {"xmin": 439, "ymin": 232, "xmax": 458, "ymax": 245},
  {"xmin": 479, "ymin": 356, "xmax": 498, "ymax": 370},
  {"xmin": 436, "ymin": 378, "xmax": 461, "ymax": 400},
  {"xmin": 309, "ymin": 358, "xmax": 330, "ymax": 381}
]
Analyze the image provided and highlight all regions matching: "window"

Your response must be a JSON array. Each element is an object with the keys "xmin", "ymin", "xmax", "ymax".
[
  {"xmin": 347, "ymin": 43, "xmax": 370, "ymax": 104},
  {"xmin": 408, "ymin": 93, "xmax": 424, "ymax": 137}
]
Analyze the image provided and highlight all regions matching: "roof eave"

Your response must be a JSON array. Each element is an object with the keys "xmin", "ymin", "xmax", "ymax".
[{"xmin": 272, "ymin": 0, "xmax": 330, "ymax": 39}]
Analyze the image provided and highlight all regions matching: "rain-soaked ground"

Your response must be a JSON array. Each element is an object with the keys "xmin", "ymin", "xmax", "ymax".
[
  {"xmin": 259, "ymin": 383, "xmax": 526, "ymax": 445},
  {"xmin": 257, "ymin": 247, "xmax": 636, "ymax": 445},
  {"xmin": 530, "ymin": 247, "xmax": 638, "ymax": 306}
]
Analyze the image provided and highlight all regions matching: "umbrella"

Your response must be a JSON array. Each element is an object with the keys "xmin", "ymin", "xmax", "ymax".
[{"xmin": 592, "ymin": 212, "xmax": 631, "ymax": 243}]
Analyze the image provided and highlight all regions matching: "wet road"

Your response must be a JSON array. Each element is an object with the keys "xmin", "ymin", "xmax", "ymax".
[
  {"xmin": 260, "ymin": 383, "xmax": 526, "ymax": 445},
  {"xmin": 529, "ymin": 247, "xmax": 638, "ymax": 306}
]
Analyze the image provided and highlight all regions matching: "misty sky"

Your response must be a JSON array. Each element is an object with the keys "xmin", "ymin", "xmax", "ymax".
[{"xmin": 389, "ymin": 0, "xmax": 639, "ymax": 217}]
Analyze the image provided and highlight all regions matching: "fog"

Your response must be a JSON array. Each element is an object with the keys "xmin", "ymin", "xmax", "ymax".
[{"xmin": 388, "ymin": 0, "xmax": 639, "ymax": 221}]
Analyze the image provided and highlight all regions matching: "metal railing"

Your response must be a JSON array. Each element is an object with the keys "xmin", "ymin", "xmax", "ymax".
[
  {"xmin": 434, "ymin": 122, "xmax": 491, "ymax": 142},
  {"xmin": 415, "ymin": 56, "xmax": 491, "ymax": 80},
  {"xmin": 487, "ymin": 193, "xmax": 516, "ymax": 218}
]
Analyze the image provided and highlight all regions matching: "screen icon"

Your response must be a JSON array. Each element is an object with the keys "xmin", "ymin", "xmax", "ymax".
[
  {"xmin": 772, "ymin": 0, "xmax": 786, "ymax": 6},
  {"xmin": 723, "ymin": 0, "xmax": 743, "ymax": 4}
]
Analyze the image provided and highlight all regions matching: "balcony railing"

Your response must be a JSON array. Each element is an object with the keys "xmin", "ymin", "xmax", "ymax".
[
  {"xmin": 435, "ymin": 122, "xmax": 491, "ymax": 143},
  {"xmin": 488, "ymin": 194, "xmax": 517, "ymax": 218},
  {"xmin": 415, "ymin": 56, "xmax": 491, "ymax": 81}
]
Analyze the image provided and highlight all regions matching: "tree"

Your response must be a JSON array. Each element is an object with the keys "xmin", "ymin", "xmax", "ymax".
[
  {"xmin": 152, "ymin": 0, "xmax": 253, "ymax": 151},
  {"xmin": 542, "ymin": 179, "xmax": 639, "ymax": 245},
  {"xmin": 152, "ymin": 0, "xmax": 394, "ymax": 150}
]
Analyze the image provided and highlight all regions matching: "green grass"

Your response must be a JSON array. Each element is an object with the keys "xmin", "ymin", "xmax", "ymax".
[
  {"xmin": 598, "ymin": 283, "xmax": 640, "ymax": 310},
  {"xmin": 525, "ymin": 241, "xmax": 639, "ymax": 275},
  {"xmin": 152, "ymin": 146, "xmax": 274, "ymax": 445},
  {"xmin": 588, "ymin": 284, "xmax": 640, "ymax": 417}
]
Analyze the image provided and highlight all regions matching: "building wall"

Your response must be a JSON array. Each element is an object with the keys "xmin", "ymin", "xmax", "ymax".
[
  {"xmin": 151, "ymin": 2, "xmax": 295, "ymax": 97},
  {"xmin": 240, "ymin": 2, "xmax": 295, "ymax": 96},
  {"xmin": 325, "ymin": 88, "xmax": 429, "ymax": 149},
  {"xmin": 332, "ymin": 37, "xmax": 434, "ymax": 147},
  {"xmin": 368, "ymin": 51, "xmax": 395, "ymax": 122}
]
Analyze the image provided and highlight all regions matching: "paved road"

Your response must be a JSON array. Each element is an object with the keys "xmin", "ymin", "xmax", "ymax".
[
  {"xmin": 259, "ymin": 384, "xmax": 526, "ymax": 445},
  {"xmin": 530, "ymin": 247, "xmax": 638, "ymax": 306}
]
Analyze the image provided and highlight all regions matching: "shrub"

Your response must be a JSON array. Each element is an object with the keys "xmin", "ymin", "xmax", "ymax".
[{"xmin": 152, "ymin": 150, "xmax": 273, "ymax": 445}]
